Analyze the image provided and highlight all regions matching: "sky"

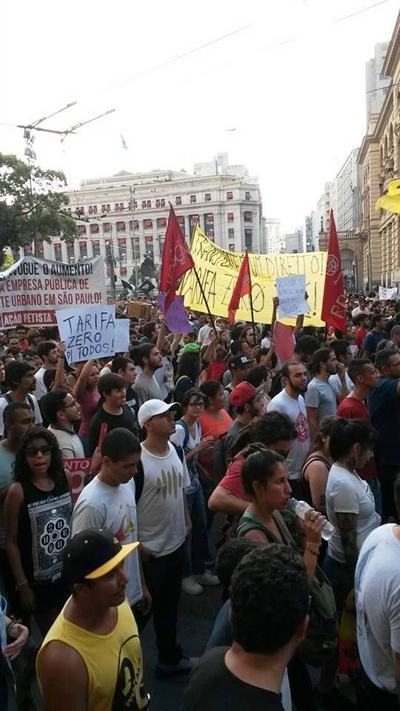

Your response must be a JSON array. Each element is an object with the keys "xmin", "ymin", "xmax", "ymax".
[{"xmin": 1, "ymin": 0, "xmax": 399, "ymax": 234}]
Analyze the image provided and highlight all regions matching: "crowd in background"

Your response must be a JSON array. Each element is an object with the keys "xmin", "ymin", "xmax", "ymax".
[{"xmin": 1, "ymin": 290, "xmax": 400, "ymax": 709}]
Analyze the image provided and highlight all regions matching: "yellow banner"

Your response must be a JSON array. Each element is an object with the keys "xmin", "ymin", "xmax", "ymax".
[{"xmin": 180, "ymin": 226, "xmax": 327, "ymax": 326}]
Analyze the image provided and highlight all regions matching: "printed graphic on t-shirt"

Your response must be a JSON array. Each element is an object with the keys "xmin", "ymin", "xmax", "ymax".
[
  {"xmin": 114, "ymin": 504, "xmax": 136, "ymax": 541},
  {"xmin": 296, "ymin": 412, "xmax": 309, "ymax": 443},
  {"xmin": 155, "ymin": 466, "xmax": 183, "ymax": 500},
  {"xmin": 28, "ymin": 492, "xmax": 72, "ymax": 583},
  {"xmin": 112, "ymin": 634, "xmax": 148, "ymax": 709}
]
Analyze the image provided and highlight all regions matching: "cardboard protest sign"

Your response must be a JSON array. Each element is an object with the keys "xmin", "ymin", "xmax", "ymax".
[
  {"xmin": 56, "ymin": 305, "xmax": 117, "ymax": 364},
  {"xmin": 276, "ymin": 274, "xmax": 309, "ymax": 319},
  {"xmin": 180, "ymin": 226, "xmax": 327, "ymax": 326},
  {"xmin": 64, "ymin": 458, "xmax": 92, "ymax": 503},
  {"xmin": 378, "ymin": 286, "xmax": 397, "ymax": 301},
  {"xmin": 0, "ymin": 256, "xmax": 106, "ymax": 329},
  {"xmin": 114, "ymin": 319, "xmax": 130, "ymax": 352},
  {"xmin": 158, "ymin": 294, "xmax": 193, "ymax": 334}
]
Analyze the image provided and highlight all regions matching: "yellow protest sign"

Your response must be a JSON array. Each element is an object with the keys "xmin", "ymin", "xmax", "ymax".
[{"xmin": 180, "ymin": 226, "xmax": 327, "ymax": 326}]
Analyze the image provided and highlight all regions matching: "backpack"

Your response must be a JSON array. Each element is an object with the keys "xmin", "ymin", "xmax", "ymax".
[
  {"xmin": 3, "ymin": 392, "xmax": 35, "ymax": 411},
  {"xmin": 212, "ymin": 435, "xmax": 228, "ymax": 483},
  {"xmin": 236, "ymin": 510, "xmax": 338, "ymax": 667},
  {"xmin": 135, "ymin": 442, "xmax": 185, "ymax": 504}
]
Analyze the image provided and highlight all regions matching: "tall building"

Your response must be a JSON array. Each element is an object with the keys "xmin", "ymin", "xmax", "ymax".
[
  {"xmin": 365, "ymin": 42, "xmax": 391, "ymax": 129},
  {"xmin": 334, "ymin": 148, "xmax": 361, "ymax": 232},
  {"xmin": 281, "ymin": 229, "xmax": 303, "ymax": 253},
  {"xmin": 19, "ymin": 155, "xmax": 263, "ymax": 287},
  {"xmin": 305, "ymin": 215, "xmax": 314, "ymax": 251},
  {"xmin": 264, "ymin": 218, "xmax": 281, "ymax": 253}
]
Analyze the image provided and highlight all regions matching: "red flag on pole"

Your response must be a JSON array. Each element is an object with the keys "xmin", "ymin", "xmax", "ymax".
[
  {"xmin": 228, "ymin": 252, "xmax": 252, "ymax": 324},
  {"xmin": 321, "ymin": 210, "xmax": 346, "ymax": 332},
  {"xmin": 160, "ymin": 205, "xmax": 195, "ymax": 315}
]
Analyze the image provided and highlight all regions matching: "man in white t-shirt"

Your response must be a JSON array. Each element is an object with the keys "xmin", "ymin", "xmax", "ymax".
[
  {"xmin": 137, "ymin": 399, "xmax": 193, "ymax": 676},
  {"xmin": 328, "ymin": 340, "xmax": 354, "ymax": 402},
  {"xmin": 34, "ymin": 340, "xmax": 58, "ymax": 400},
  {"xmin": 267, "ymin": 359, "xmax": 310, "ymax": 499},
  {"xmin": 0, "ymin": 361, "xmax": 42, "ymax": 437},
  {"xmin": 355, "ymin": 521, "xmax": 400, "ymax": 708},
  {"xmin": 41, "ymin": 389, "xmax": 85, "ymax": 459},
  {"xmin": 72, "ymin": 428, "xmax": 151, "ymax": 622}
]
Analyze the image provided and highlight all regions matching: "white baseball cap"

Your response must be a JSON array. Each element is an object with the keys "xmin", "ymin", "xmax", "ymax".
[{"xmin": 138, "ymin": 399, "xmax": 181, "ymax": 429}]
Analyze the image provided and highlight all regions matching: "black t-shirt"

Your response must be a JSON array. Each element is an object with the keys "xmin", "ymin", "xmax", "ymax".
[
  {"xmin": 182, "ymin": 647, "xmax": 283, "ymax": 711},
  {"xmin": 88, "ymin": 405, "xmax": 137, "ymax": 455}
]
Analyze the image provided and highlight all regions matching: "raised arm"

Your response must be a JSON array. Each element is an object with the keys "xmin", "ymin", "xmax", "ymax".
[{"xmin": 73, "ymin": 359, "xmax": 96, "ymax": 401}]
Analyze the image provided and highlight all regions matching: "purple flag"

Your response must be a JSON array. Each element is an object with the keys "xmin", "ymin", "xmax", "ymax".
[{"xmin": 158, "ymin": 294, "xmax": 193, "ymax": 334}]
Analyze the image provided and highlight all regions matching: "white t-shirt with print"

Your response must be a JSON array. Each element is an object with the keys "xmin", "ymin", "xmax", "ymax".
[
  {"xmin": 267, "ymin": 390, "xmax": 310, "ymax": 480},
  {"xmin": 326, "ymin": 463, "xmax": 381, "ymax": 563},
  {"xmin": 72, "ymin": 476, "xmax": 142, "ymax": 605},
  {"xmin": 355, "ymin": 524, "xmax": 400, "ymax": 693},
  {"xmin": 138, "ymin": 442, "xmax": 190, "ymax": 557}
]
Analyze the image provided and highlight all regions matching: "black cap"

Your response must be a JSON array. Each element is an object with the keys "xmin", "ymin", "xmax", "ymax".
[
  {"xmin": 63, "ymin": 528, "xmax": 139, "ymax": 585},
  {"xmin": 228, "ymin": 354, "xmax": 254, "ymax": 370}
]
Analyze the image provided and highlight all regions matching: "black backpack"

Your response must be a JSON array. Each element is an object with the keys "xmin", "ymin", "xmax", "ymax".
[{"xmin": 135, "ymin": 442, "xmax": 184, "ymax": 504}]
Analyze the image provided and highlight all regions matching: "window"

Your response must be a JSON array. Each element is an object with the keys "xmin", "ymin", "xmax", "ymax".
[
  {"xmin": 92, "ymin": 240, "xmax": 100, "ymax": 257},
  {"xmin": 90, "ymin": 224, "xmax": 99, "ymax": 234},
  {"xmin": 227, "ymin": 191, "xmax": 233, "ymax": 200},
  {"xmin": 120, "ymin": 266, "xmax": 127, "ymax": 276},
  {"xmin": 146, "ymin": 200, "xmax": 151, "ymax": 208},
  {"xmin": 228, "ymin": 243, "xmax": 235, "ymax": 251},
  {"xmin": 106, "ymin": 204, "xmax": 110, "ymax": 212},
  {"xmin": 78, "ymin": 224, "xmax": 86, "ymax": 235},
  {"xmin": 116, "ymin": 221, "xmax": 126, "ymax": 232},
  {"xmin": 142, "ymin": 200, "xmax": 147, "ymax": 209},
  {"xmin": 54, "ymin": 243, "xmax": 62, "ymax": 261},
  {"xmin": 157, "ymin": 217, "xmax": 167, "ymax": 228},
  {"xmin": 145, "ymin": 234, "xmax": 153, "ymax": 243},
  {"xmin": 115, "ymin": 203, "xmax": 120, "ymax": 212},
  {"xmin": 177, "ymin": 216, "xmax": 185, "ymax": 234},
  {"xmin": 190, "ymin": 194, "xmax": 196, "ymax": 204},
  {"xmin": 205, "ymin": 213, "xmax": 214, "ymax": 225},
  {"xmin": 175, "ymin": 196, "xmax": 182, "ymax": 205},
  {"xmin": 227, "ymin": 212, "xmax": 234, "ymax": 222},
  {"xmin": 244, "ymin": 229, "xmax": 252, "ymax": 250},
  {"xmin": 118, "ymin": 238, "xmax": 127, "ymax": 262},
  {"xmin": 37, "ymin": 240, "xmax": 44, "ymax": 258},
  {"xmin": 147, "ymin": 241, "xmax": 154, "ymax": 256},
  {"xmin": 79, "ymin": 241, "xmax": 87, "ymax": 259},
  {"xmin": 244, "ymin": 211, "xmax": 253, "ymax": 223},
  {"xmin": 245, "ymin": 191, "xmax": 251, "ymax": 201},
  {"xmin": 67, "ymin": 242, "xmax": 75, "ymax": 263},
  {"xmin": 119, "ymin": 202, "xmax": 124, "ymax": 211},
  {"xmin": 206, "ymin": 229, "xmax": 214, "ymax": 240},
  {"xmin": 189, "ymin": 215, "xmax": 199, "ymax": 229},
  {"xmin": 23, "ymin": 243, "xmax": 33, "ymax": 255},
  {"xmin": 228, "ymin": 228, "xmax": 234, "ymax": 240},
  {"xmin": 205, "ymin": 193, "xmax": 211, "ymax": 202},
  {"xmin": 156, "ymin": 199, "xmax": 161, "ymax": 208},
  {"xmin": 161, "ymin": 198, "xmax": 165, "ymax": 207},
  {"xmin": 158, "ymin": 236, "xmax": 165, "ymax": 254},
  {"xmin": 101, "ymin": 204, "xmax": 106, "ymax": 212},
  {"xmin": 88, "ymin": 206, "xmax": 93, "ymax": 215},
  {"xmin": 143, "ymin": 219, "xmax": 153, "ymax": 229},
  {"xmin": 103, "ymin": 222, "xmax": 112, "ymax": 233}
]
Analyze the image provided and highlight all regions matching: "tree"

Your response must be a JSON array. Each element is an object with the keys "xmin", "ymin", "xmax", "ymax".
[{"xmin": 0, "ymin": 152, "xmax": 77, "ymax": 265}]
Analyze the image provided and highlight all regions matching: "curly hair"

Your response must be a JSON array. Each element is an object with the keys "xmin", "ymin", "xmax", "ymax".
[
  {"xmin": 14, "ymin": 426, "xmax": 65, "ymax": 485},
  {"xmin": 230, "ymin": 544, "xmax": 309, "ymax": 654}
]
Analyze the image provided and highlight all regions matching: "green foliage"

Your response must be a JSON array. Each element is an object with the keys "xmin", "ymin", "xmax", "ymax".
[{"xmin": 0, "ymin": 152, "xmax": 77, "ymax": 265}]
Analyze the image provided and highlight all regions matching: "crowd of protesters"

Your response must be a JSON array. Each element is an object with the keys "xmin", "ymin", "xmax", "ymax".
[{"xmin": 1, "ymin": 291, "xmax": 400, "ymax": 709}]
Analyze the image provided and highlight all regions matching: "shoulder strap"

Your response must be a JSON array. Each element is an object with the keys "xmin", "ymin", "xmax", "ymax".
[
  {"xmin": 301, "ymin": 455, "xmax": 329, "ymax": 479},
  {"xmin": 171, "ymin": 441, "xmax": 184, "ymax": 464},
  {"xmin": 175, "ymin": 419, "xmax": 190, "ymax": 451},
  {"xmin": 26, "ymin": 394, "xmax": 35, "ymax": 412},
  {"xmin": 134, "ymin": 461, "xmax": 144, "ymax": 504}
]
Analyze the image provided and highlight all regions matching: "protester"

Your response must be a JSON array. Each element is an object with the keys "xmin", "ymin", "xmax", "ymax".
[
  {"xmin": 171, "ymin": 389, "xmax": 218, "ymax": 595},
  {"xmin": 33, "ymin": 340, "xmax": 58, "ymax": 400},
  {"xmin": 72, "ymin": 428, "xmax": 151, "ymax": 622},
  {"xmin": 37, "ymin": 528, "xmax": 149, "ymax": 710},
  {"xmin": 305, "ymin": 348, "xmax": 343, "ymax": 440},
  {"xmin": 0, "ymin": 600, "xmax": 30, "ymax": 709},
  {"xmin": 225, "ymin": 382, "xmax": 269, "ymax": 459},
  {"xmin": 137, "ymin": 399, "xmax": 193, "ymax": 675},
  {"xmin": 300, "ymin": 416, "xmax": 336, "ymax": 512},
  {"xmin": 4, "ymin": 427, "xmax": 72, "ymax": 634},
  {"xmin": 361, "ymin": 314, "xmax": 387, "ymax": 358},
  {"xmin": 183, "ymin": 544, "xmax": 310, "ymax": 711},
  {"xmin": 328, "ymin": 340, "xmax": 354, "ymax": 401},
  {"xmin": 174, "ymin": 346, "xmax": 202, "ymax": 403},
  {"xmin": 267, "ymin": 360, "xmax": 310, "ymax": 498},
  {"xmin": 0, "ymin": 361, "xmax": 42, "ymax": 437},
  {"xmin": 88, "ymin": 373, "xmax": 137, "ymax": 456},
  {"xmin": 223, "ymin": 354, "xmax": 254, "ymax": 412},
  {"xmin": 6, "ymin": 335, "xmax": 23, "ymax": 361},
  {"xmin": 73, "ymin": 358, "xmax": 100, "ymax": 455},
  {"xmin": 41, "ymin": 388, "xmax": 84, "ymax": 458},
  {"xmin": 133, "ymin": 343, "xmax": 162, "ymax": 406},
  {"xmin": 368, "ymin": 347, "xmax": 400, "ymax": 521},
  {"xmin": 110, "ymin": 355, "xmax": 139, "ymax": 422},
  {"xmin": 354, "ymin": 476, "xmax": 400, "ymax": 709},
  {"xmin": 324, "ymin": 418, "xmax": 380, "ymax": 614}
]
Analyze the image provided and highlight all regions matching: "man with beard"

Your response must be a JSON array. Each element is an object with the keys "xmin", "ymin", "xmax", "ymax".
[
  {"xmin": 305, "ymin": 348, "xmax": 344, "ymax": 441},
  {"xmin": 267, "ymin": 360, "xmax": 310, "ymax": 498}
]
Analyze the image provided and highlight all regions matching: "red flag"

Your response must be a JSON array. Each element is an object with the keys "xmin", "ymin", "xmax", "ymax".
[
  {"xmin": 321, "ymin": 210, "xmax": 346, "ymax": 332},
  {"xmin": 228, "ymin": 252, "xmax": 252, "ymax": 324},
  {"xmin": 160, "ymin": 206, "xmax": 195, "ymax": 314}
]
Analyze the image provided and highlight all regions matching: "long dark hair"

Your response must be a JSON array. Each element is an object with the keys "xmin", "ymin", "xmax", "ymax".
[
  {"xmin": 177, "ymin": 351, "xmax": 201, "ymax": 383},
  {"xmin": 14, "ymin": 426, "xmax": 65, "ymax": 485}
]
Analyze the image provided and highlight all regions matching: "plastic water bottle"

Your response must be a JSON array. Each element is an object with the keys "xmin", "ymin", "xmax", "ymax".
[{"xmin": 291, "ymin": 500, "xmax": 335, "ymax": 541}]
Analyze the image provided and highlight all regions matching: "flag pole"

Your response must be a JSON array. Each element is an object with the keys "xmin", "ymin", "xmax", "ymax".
[
  {"xmin": 192, "ymin": 266, "xmax": 217, "ymax": 334},
  {"xmin": 246, "ymin": 249, "xmax": 257, "ymax": 345}
]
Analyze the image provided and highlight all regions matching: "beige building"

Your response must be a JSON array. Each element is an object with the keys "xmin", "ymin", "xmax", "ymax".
[{"xmin": 358, "ymin": 12, "xmax": 400, "ymax": 287}]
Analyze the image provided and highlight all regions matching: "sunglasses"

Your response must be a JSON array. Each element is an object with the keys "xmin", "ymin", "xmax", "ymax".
[{"xmin": 26, "ymin": 445, "xmax": 51, "ymax": 457}]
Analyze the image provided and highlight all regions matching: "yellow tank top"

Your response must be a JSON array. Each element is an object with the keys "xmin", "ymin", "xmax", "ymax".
[{"xmin": 37, "ymin": 599, "xmax": 149, "ymax": 710}]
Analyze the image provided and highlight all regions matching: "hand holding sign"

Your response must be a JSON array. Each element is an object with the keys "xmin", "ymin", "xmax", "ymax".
[{"xmin": 276, "ymin": 275, "xmax": 310, "ymax": 319}]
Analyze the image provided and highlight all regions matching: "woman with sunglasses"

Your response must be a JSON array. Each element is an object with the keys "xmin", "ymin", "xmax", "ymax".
[
  {"xmin": 4, "ymin": 427, "xmax": 72, "ymax": 635},
  {"xmin": 171, "ymin": 388, "xmax": 218, "ymax": 596}
]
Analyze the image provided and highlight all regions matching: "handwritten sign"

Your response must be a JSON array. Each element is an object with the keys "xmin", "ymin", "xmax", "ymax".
[
  {"xmin": 276, "ymin": 274, "xmax": 309, "ymax": 319},
  {"xmin": 64, "ymin": 458, "xmax": 92, "ymax": 503},
  {"xmin": 114, "ymin": 319, "xmax": 130, "ymax": 353},
  {"xmin": 378, "ymin": 286, "xmax": 397, "ymax": 301},
  {"xmin": 56, "ymin": 305, "xmax": 117, "ymax": 364},
  {"xmin": 180, "ymin": 226, "xmax": 326, "ymax": 326},
  {"xmin": 0, "ymin": 256, "xmax": 106, "ymax": 329}
]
